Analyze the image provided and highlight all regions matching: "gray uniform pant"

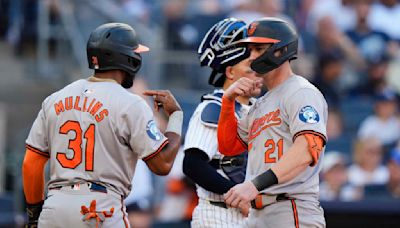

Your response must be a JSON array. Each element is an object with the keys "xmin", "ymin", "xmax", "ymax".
[
  {"xmin": 244, "ymin": 199, "xmax": 325, "ymax": 228},
  {"xmin": 39, "ymin": 183, "xmax": 129, "ymax": 228}
]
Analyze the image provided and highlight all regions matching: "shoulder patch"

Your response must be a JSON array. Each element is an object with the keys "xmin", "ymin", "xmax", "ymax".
[
  {"xmin": 146, "ymin": 120, "xmax": 163, "ymax": 141},
  {"xmin": 299, "ymin": 106, "xmax": 319, "ymax": 124},
  {"xmin": 201, "ymin": 102, "xmax": 222, "ymax": 127}
]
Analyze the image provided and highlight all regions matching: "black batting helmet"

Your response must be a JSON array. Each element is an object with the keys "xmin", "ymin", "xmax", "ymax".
[
  {"xmin": 87, "ymin": 23, "xmax": 149, "ymax": 77},
  {"xmin": 240, "ymin": 17, "xmax": 298, "ymax": 74}
]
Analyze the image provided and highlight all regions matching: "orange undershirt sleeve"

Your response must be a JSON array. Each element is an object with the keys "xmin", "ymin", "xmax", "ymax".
[
  {"xmin": 217, "ymin": 96, "xmax": 247, "ymax": 156},
  {"xmin": 303, "ymin": 133, "xmax": 324, "ymax": 167},
  {"xmin": 22, "ymin": 148, "xmax": 49, "ymax": 204}
]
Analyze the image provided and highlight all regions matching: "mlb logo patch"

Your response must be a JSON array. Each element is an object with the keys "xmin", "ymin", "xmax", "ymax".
[
  {"xmin": 299, "ymin": 106, "xmax": 319, "ymax": 124},
  {"xmin": 146, "ymin": 120, "xmax": 162, "ymax": 141}
]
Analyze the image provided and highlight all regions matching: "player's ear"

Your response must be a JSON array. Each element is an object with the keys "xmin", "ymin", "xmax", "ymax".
[{"xmin": 225, "ymin": 66, "xmax": 234, "ymax": 80}]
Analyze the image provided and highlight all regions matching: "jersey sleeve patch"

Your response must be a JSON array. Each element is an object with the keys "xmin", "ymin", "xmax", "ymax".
[
  {"xmin": 298, "ymin": 106, "xmax": 319, "ymax": 124},
  {"xmin": 146, "ymin": 120, "xmax": 163, "ymax": 141},
  {"xmin": 200, "ymin": 102, "xmax": 222, "ymax": 127}
]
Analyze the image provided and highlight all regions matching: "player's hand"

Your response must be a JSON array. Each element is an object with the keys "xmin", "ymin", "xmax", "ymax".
[
  {"xmin": 143, "ymin": 90, "xmax": 182, "ymax": 116},
  {"xmin": 224, "ymin": 181, "xmax": 259, "ymax": 208},
  {"xmin": 224, "ymin": 77, "xmax": 262, "ymax": 101},
  {"xmin": 238, "ymin": 201, "xmax": 250, "ymax": 217}
]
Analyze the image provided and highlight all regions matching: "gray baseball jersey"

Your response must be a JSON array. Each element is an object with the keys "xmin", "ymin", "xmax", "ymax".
[
  {"xmin": 238, "ymin": 75, "xmax": 328, "ymax": 202},
  {"xmin": 26, "ymin": 77, "xmax": 168, "ymax": 198}
]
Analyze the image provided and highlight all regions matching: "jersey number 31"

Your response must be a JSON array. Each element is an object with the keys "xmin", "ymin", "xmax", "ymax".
[{"xmin": 56, "ymin": 120, "xmax": 95, "ymax": 171}]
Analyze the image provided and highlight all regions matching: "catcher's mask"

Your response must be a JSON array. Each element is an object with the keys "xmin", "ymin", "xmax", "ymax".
[
  {"xmin": 87, "ymin": 23, "xmax": 149, "ymax": 81},
  {"xmin": 198, "ymin": 18, "xmax": 250, "ymax": 87},
  {"xmin": 239, "ymin": 17, "xmax": 298, "ymax": 74}
]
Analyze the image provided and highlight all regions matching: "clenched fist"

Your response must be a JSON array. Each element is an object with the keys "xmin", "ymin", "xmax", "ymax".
[{"xmin": 224, "ymin": 77, "xmax": 263, "ymax": 101}]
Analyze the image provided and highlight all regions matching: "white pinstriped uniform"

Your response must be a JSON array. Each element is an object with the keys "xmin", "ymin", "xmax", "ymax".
[{"xmin": 184, "ymin": 89, "xmax": 251, "ymax": 228}]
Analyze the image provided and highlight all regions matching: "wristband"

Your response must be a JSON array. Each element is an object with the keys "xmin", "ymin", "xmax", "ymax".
[
  {"xmin": 251, "ymin": 169, "xmax": 278, "ymax": 192},
  {"xmin": 166, "ymin": 111, "xmax": 183, "ymax": 136}
]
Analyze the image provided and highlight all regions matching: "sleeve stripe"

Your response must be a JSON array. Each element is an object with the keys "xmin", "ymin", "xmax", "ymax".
[
  {"xmin": 25, "ymin": 144, "xmax": 50, "ymax": 157},
  {"xmin": 142, "ymin": 140, "xmax": 169, "ymax": 161},
  {"xmin": 292, "ymin": 130, "xmax": 327, "ymax": 146},
  {"xmin": 237, "ymin": 133, "xmax": 248, "ymax": 148}
]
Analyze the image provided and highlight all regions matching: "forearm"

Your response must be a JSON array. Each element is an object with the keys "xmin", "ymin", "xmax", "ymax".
[
  {"xmin": 218, "ymin": 96, "xmax": 247, "ymax": 156},
  {"xmin": 271, "ymin": 136, "xmax": 312, "ymax": 184},
  {"xmin": 183, "ymin": 149, "xmax": 235, "ymax": 194},
  {"xmin": 146, "ymin": 111, "xmax": 183, "ymax": 175},
  {"xmin": 22, "ymin": 149, "xmax": 49, "ymax": 204}
]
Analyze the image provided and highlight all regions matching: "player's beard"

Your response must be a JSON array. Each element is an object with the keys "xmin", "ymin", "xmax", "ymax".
[{"xmin": 121, "ymin": 73, "xmax": 134, "ymax": 88}]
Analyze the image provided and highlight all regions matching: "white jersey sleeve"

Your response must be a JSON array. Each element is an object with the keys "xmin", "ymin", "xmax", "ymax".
[
  {"xmin": 184, "ymin": 103, "xmax": 219, "ymax": 160},
  {"xmin": 26, "ymin": 98, "xmax": 50, "ymax": 156},
  {"xmin": 284, "ymin": 88, "xmax": 328, "ymax": 142},
  {"xmin": 120, "ymin": 99, "xmax": 168, "ymax": 160}
]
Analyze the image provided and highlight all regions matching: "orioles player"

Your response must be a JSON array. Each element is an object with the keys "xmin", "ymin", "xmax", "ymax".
[
  {"xmin": 217, "ymin": 18, "xmax": 327, "ymax": 227},
  {"xmin": 182, "ymin": 18, "xmax": 260, "ymax": 227},
  {"xmin": 22, "ymin": 23, "xmax": 183, "ymax": 228}
]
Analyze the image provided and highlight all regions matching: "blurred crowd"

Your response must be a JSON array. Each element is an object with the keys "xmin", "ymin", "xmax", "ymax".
[{"xmin": 1, "ymin": 0, "xmax": 400, "ymax": 227}]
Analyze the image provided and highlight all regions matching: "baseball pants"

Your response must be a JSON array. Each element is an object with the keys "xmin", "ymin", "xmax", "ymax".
[
  {"xmin": 39, "ymin": 183, "xmax": 129, "ymax": 228},
  {"xmin": 244, "ymin": 199, "xmax": 325, "ymax": 228},
  {"xmin": 191, "ymin": 198, "xmax": 246, "ymax": 228}
]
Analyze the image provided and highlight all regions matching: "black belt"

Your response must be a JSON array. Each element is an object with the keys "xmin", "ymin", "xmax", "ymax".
[
  {"xmin": 209, "ymin": 157, "xmax": 245, "ymax": 169},
  {"xmin": 208, "ymin": 200, "xmax": 228, "ymax": 209},
  {"xmin": 50, "ymin": 182, "xmax": 107, "ymax": 194}
]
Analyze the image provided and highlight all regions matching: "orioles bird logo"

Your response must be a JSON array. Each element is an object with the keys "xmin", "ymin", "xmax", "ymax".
[
  {"xmin": 248, "ymin": 22, "xmax": 259, "ymax": 36},
  {"xmin": 91, "ymin": 56, "xmax": 99, "ymax": 69}
]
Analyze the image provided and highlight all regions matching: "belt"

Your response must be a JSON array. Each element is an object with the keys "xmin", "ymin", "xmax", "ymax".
[
  {"xmin": 209, "ymin": 157, "xmax": 245, "ymax": 169},
  {"xmin": 251, "ymin": 193, "xmax": 293, "ymax": 210},
  {"xmin": 208, "ymin": 200, "xmax": 228, "ymax": 209},
  {"xmin": 49, "ymin": 182, "xmax": 107, "ymax": 194}
]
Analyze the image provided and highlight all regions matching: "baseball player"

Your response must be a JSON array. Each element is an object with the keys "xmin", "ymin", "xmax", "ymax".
[
  {"xmin": 182, "ymin": 18, "xmax": 259, "ymax": 227},
  {"xmin": 22, "ymin": 23, "xmax": 183, "ymax": 228},
  {"xmin": 217, "ymin": 17, "xmax": 328, "ymax": 227}
]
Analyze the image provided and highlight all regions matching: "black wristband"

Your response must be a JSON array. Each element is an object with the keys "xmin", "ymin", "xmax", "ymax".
[
  {"xmin": 251, "ymin": 169, "xmax": 278, "ymax": 192},
  {"xmin": 26, "ymin": 201, "xmax": 44, "ymax": 226}
]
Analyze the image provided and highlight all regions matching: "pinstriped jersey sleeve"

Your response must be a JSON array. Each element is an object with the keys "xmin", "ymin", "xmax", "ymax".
[
  {"xmin": 26, "ymin": 98, "xmax": 50, "ymax": 156},
  {"xmin": 121, "ymin": 98, "xmax": 168, "ymax": 160},
  {"xmin": 184, "ymin": 103, "xmax": 218, "ymax": 160}
]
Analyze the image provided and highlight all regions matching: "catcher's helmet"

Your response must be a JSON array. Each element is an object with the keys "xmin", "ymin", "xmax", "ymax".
[
  {"xmin": 241, "ymin": 17, "xmax": 298, "ymax": 74},
  {"xmin": 87, "ymin": 23, "xmax": 149, "ymax": 77},
  {"xmin": 198, "ymin": 18, "xmax": 249, "ymax": 87}
]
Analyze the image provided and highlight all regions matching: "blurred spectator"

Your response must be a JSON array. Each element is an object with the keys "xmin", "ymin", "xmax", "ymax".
[
  {"xmin": 257, "ymin": 0, "xmax": 294, "ymax": 24},
  {"xmin": 349, "ymin": 53, "xmax": 392, "ymax": 97},
  {"xmin": 312, "ymin": 51, "xmax": 344, "ymax": 108},
  {"xmin": 320, "ymin": 151, "xmax": 359, "ymax": 201},
  {"xmin": 368, "ymin": 0, "xmax": 400, "ymax": 41},
  {"xmin": 315, "ymin": 16, "xmax": 365, "ymax": 70},
  {"xmin": 327, "ymin": 108, "xmax": 344, "ymax": 140},
  {"xmin": 387, "ymin": 148, "xmax": 400, "ymax": 198},
  {"xmin": 345, "ymin": 0, "xmax": 395, "ymax": 62},
  {"xmin": 157, "ymin": 147, "xmax": 197, "ymax": 223},
  {"xmin": 124, "ymin": 160, "xmax": 154, "ymax": 228},
  {"xmin": 163, "ymin": 0, "xmax": 191, "ymax": 50},
  {"xmin": 227, "ymin": 0, "xmax": 264, "ymax": 24},
  {"xmin": 307, "ymin": 0, "xmax": 356, "ymax": 34},
  {"xmin": 348, "ymin": 137, "xmax": 389, "ymax": 187},
  {"xmin": 357, "ymin": 90, "xmax": 400, "ymax": 148},
  {"xmin": 119, "ymin": 0, "xmax": 150, "ymax": 24}
]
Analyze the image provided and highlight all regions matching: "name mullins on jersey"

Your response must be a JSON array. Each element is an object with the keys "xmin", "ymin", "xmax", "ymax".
[
  {"xmin": 249, "ymin": 108, "xmax": 282, "ymax": 142},
  {"xmin": 54, "ymin": 96, "xmax": 109, "ymax": 122}
]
